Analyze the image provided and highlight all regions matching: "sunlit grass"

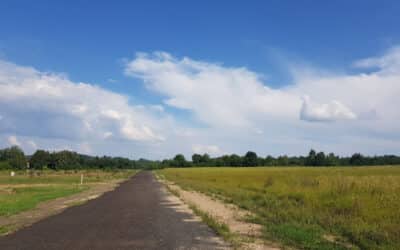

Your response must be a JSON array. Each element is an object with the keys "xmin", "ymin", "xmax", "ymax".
[
  {"xmin": 0, "ymin": 169, "xmax": 136, "ymax": 185},
  {"xmin": 0, "ymin": 186, "xmax": 86, "ymax": 216},
  {"xmin": 0, "ymin": 169, "xmax": 137, "ymax": 217},
  {"xmin": 158, "ymin": 167, "xmax": 400, "ymax": 250}
]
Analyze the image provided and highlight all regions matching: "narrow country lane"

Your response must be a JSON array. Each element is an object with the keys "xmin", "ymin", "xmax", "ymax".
[{"xmin": 0, "ymin": 171, "xmax": 229, "ymax": 250}]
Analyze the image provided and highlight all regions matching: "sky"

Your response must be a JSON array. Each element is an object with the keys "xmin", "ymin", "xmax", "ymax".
[{"xmin": 1, "ymin": 1, "xmax": 400, "ymax": 159}]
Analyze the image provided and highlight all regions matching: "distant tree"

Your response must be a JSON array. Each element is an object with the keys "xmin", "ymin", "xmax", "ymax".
[
  {"xmin": 264, "ymin": 155, "xmax": 275, "ymax": 166},
  {"xmin": 277, "ymin": 155, "xmax": 289, "ymax": 166},
  {"xmin": 173, "ymin": 154, "xmax": 188, "ymax": 167},
  {"xmin": 7, "ymin": 146, "xmax": 26, "ymax": 169},
  {"xmin": 192, "ymin": 154, "xmax": 202, "ymax": 165},
  {"xmin": 350, "ymin": 153, "xmax": 364, "ymax": 166},
  {"xmin": 30, "ymin": 150, "xmax": 51, "ymax": 169},
  {"xmin": 326, "ymin": 153, "xmax": 339, "ymax": 166},
  {"xmin": 305, "ymin": 149, "xmax": 317, "ymax": 166},
  {"xmin": 229, "ymin": 154, "xmax": 242, "ymax": 166},
  {"xmin": 201, "ymin": 154, "xmax": 211, "ymax": 165},
  {"xmin": 315, "ymin": 152, "xmax": 326, "ymax": 166},
  {"xmin": 243, "ymin": 151, "xmax": 258, "ymax": 166}
]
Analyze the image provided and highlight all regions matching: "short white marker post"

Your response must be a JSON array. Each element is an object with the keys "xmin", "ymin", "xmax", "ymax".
[
  {"xmin": 80, "ymin": 174, "xmax": 84, "ymax": 185},
  {"xmin": 10, "ymin": 171, "xmax": 15, "ymax": 177}
]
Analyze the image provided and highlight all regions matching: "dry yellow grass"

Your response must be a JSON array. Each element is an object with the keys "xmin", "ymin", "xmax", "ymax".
[{"xmin": 158, "ymin": 166, "xmax": 400, "ymax": 250}]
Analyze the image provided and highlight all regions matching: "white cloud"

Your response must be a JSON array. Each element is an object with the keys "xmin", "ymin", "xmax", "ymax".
[
  {"xmin": 0, "ymin": 60, "xmax": 164, "ymax": 144},
  {"xmin": 7, "ymin": 135, "xmax": 20, "ymax": 146},
  {"xmin": 353, "ymin": 46, "xmax": 400, "ymax": 74},
  {"xmin": 124, "ymin": 48, "xmax": 400, "ymax": 156},
  {"xmin": 125, "ymin": 50, "xmax": 400, "ymax": 127},
  {"xmin": 192, "ymin": 144, "xmax": 222, "ymax": 156},
  {"xmin": 2, "ymin": 46, "xmax": 400, "ymax": 158},
  {"xmin": 124, "ymin": 52, "xmax": 300, "ymax": 129},
  {"xmin": 300, "ymin": 95, "xmax": 356, "ymax": 122},
  {"xmin": 26, "ymin": 140, "xmax": 37, "ymax": 150}
]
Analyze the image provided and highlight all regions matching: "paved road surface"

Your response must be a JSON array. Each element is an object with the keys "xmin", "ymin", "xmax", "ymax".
[{"xmin": 0, "ymin": 171, "xmax": 228, "ymax": 250}]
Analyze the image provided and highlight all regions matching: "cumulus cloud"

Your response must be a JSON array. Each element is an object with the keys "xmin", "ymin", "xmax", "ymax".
[
  {"xmin": 0, "ymin": 60, "xmax": 164, "ymax": 143},
  {"xmin": 124, "ymin": 48, "xmax": 400, "ymax": 156},
  {"xmin": 300, "ymin": 96, "xmax": 356, "ymax": 122},
  {"xmin": 7, "ymin": 135, "xmax": 20, "ymax": 146},
  {"xmin": 6, "ymin": 135, "xmax": 37, "ymax": 153},
  {"xmin": 124, "ymin": 52, "xmax": 300, "ymax": 128},
  {"xmin": 192, "ymin": 144, "xmax": 222, "ymax": 155},
  {"xmin": 125, "ymin": 50, "xmax": 400, "ymax": 126},
  {"xmin": 2, "ymin": 45, "xmax": 400, "ymax": 158}
]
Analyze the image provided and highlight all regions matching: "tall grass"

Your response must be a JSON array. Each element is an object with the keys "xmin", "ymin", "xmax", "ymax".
[{"xmin": 159, "ymin": 167, "xmax": 400, "ymax": 250}]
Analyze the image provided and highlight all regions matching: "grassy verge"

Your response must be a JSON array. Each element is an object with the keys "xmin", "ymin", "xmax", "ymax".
[
  {"xmin": 0, "ymin": 169, "xmax": 137, "ymax": 217},
  {"xmin": 0, "ymin": 185, "xmax": 86, "ymax": 216},
  {"xmin": 0, "ymin": 224, "xmax": 19, "ymax": 236},
  {"xmin": 188, "ymin": 203, "xmax": 241, "ymax": 248},
  {"xmin": 0, "ymin": 169, "xmax": 136, "ymax": 185},
  {"xmin": 160, "ymin": 179, "xmax": 241, "ymax": 249},
  {"xmin": 158, "ymin": 166, "xmax": 400, "ymax": 250}
]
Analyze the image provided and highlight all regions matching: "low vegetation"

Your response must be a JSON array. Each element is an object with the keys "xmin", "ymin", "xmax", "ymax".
[
  {"xmin": 0, "ymin": 169, "xmax": 136, "ymax": 217},
  {"xmin": 159, "ymin": 167, "xmax": 400, "ymax": 250}
]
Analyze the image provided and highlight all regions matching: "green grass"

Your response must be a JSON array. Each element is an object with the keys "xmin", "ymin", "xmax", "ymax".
[
  {"xmin": 158, "ymin": 166, "xmax": 400, "ymax": 250},
  {"xmin": 0, "ymin": 186, "xmax": 86, "ymax": 216},
  {"xmin": 0, "ymin": 223, "xmax": 19, "ymax": 236},
  {"xmin": 0, "ymin": 169, "xmax": 137, "ymax": 217},
  {"xmin": 188, "ymin": 203, "xmax": 237, "ymax": 244},
  {"xmin": 0, "ymin": 169, "xmax": 136, "ymax": 185}
]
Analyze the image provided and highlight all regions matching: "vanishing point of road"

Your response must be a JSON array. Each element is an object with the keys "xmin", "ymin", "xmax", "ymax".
[{"xmin": 0, "ymin": 171, "xmax": 229, "ymax": 250}]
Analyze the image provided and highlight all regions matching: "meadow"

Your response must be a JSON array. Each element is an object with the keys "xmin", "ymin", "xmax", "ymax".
[
  {"xmin": 158, "ymin": 167, "xmax": 400, "ymax": 250},
  {"xmin": 0, "ymin": 169, "xmax": 136, "ymax": 217}
]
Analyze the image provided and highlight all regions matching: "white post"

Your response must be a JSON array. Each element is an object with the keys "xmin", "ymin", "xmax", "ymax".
[{"xmin": 80, "ymin": 174, "xmax": 83, "ymax": 185}]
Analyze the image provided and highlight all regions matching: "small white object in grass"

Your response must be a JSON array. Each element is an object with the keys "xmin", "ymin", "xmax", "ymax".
[
  {"xmin": 10, "ymin": 171, "xmax": 15, "ymax": 177},
  {"xmin": 80, "ymin": 174, "xmax": 84, "ymax": 185}
]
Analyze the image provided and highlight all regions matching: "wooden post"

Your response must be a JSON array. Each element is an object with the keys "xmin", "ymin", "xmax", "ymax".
[{"xmin": 80, "ymin": 174, "xmax": 84, "ymax": 185}]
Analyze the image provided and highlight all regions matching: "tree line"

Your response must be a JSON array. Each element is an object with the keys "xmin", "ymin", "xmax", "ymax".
[{"xmin": 1, "ymin": 146, "xmax": 400, "ymax": 170}]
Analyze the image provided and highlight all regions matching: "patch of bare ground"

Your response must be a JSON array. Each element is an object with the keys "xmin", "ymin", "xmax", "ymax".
[
  {"xmin": 160, "ymin": 179, "xmax": 282, "ymax": 250},
  {"xmin": 0, "ymin": 180, "xmax": 123, "ymax": 235},
  {"xmin": 160, "ymin": 185, "xmax": 231, "ymax": 249}
]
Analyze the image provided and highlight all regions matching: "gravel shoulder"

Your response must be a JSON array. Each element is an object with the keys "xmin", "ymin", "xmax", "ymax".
[{"xmin": 159, "ymin": 178, "xmax": 282, "ymax": 250}]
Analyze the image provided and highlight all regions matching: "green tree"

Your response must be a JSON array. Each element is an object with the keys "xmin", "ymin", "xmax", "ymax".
[
  {"xmin": 243, "ymin": 151, "xmax": 258, "ymax": 166},
  {"xmin": 192, "ymin": 154, "xmax": 202, "ymax": 165},
  {"xmin": 173, "ymin": 154, "xmax": 188, "ymax": 167},
  {"xmin": 350, "ymin": 153, "xmax": 364, "ymax": 166},
  {"xmin": 30, "ymin": 150, "xmax": 51, "ymax": 169},
  {"xmin": 277, "ymin": 155, "xmax": 289, "ymax": 166},
  {"xmin": 315, "ymin": 152, "xmax": 326, "ymax": 166},
  {"xmin": 305, "ymin": 149, "xmax": 317, "ymax": 166},
  {"xmin": 264, "ymin": 155, "xmax": 276, "ymax": 166},
  {"xmin": 229, "ymin": 154, "xmax": 242, "ymax": 166},
  {"xmin": 7, "ymin": 146, "xmax": 27, "ymax": 169},
  {"xmin": 326, "ymin": 153, "xmax": 339, "ymax": 166}
]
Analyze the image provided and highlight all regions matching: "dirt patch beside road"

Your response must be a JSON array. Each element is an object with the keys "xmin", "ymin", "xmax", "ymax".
[{"xmin": 161, "ymin": 179, "xmax": 282, "ymax": 250}]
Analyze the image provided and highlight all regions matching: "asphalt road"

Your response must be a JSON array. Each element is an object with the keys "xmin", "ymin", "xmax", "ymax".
[{"xmin": 0, "ymin": 171, "xmax": 228, "ymax": 250}]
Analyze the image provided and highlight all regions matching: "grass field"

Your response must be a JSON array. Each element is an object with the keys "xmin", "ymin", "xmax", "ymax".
[
  {"xmin": 158, "ymin": 167, "xmax": 400, "ymax": 250},
  {"xmin": 0, "ymin": 169, "xmax": 136, "ymax": 217}
]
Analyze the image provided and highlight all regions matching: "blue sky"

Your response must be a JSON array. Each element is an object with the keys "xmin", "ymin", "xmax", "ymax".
[{"xmin": 1, "ymin": 1, "xmax": 400, "ymax": 159}]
